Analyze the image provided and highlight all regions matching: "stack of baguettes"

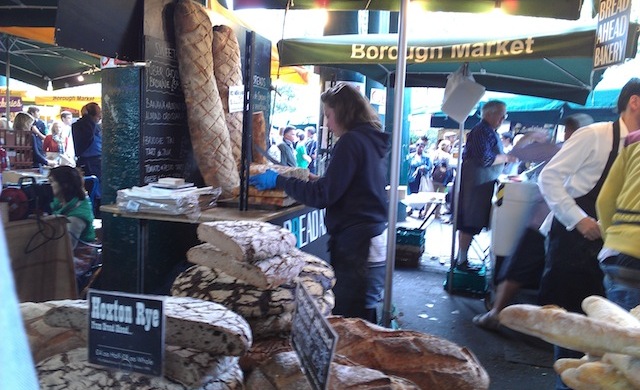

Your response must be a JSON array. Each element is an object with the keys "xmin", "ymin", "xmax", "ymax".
[
  {"xmin": 24, "ymin": 297, "xmax": 252, "ymax": 389},
  {"xmin": 170, "ymin": 221, "xmax": 336, "ymax": 365},
  {"xmin": 235, "ymin": 163, "xmax": 310, "ymax": 207},
  {"xmin": 500, "ymin": 296, "xmax": 640, "ymax": 389}
]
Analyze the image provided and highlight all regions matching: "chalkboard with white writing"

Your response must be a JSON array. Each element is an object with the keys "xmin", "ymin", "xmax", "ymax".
[{"xmin": 291, "ymin": 284, "xmax": 338, "ymax": 390}]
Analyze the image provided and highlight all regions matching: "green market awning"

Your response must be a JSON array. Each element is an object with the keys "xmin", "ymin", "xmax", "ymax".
[
  {"xmin": 277, "ymin": 22, "xmax": 640, "ymax": 103},
  {"xmin": 234, "ymin": 0, "xmax": 586, "ymax": 20}
]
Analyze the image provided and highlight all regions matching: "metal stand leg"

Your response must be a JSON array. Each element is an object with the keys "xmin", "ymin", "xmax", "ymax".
[{"xmin": 136, "ymin": 219, "xmax": 148, "ymax": 294}]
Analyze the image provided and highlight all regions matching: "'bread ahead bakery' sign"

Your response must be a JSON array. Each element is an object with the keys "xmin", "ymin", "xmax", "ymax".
[
  {"xmin": 88, "ymin": 290, "xmax": 165, "ymax": 376},
  {"xmin": 593, "ymin": 0, "xmax": 632, "ymax": 70}
]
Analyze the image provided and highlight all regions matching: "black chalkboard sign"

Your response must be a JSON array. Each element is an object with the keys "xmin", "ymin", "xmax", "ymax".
[
  {"xmin": 88, "ymin": 289, "xmax": 165, "ymax": 377},
  {"xmin": 291, "ymin": 284, "xmax": 338, "ymax": 390},
  {"xmin": 141, "ymin": 36, "xmax": 196, "ymax": 185}
]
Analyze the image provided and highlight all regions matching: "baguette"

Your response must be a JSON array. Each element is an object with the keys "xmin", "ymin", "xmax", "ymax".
[
  {"xmin": 582, "ymin": 296, "xmax": 640, "ymax": 387},
  {"xmin": 554, "ymin": 357, "xmax": 589, "ymax": 375},
  {"xmin": 582, "ymin": 295, "xmax": 640, "ymax": 327},
  {"xmin": 499, "ymin": 304, "xmax": 640, "ymax": 357},
  {"xmin": 560, "ymin": 361, "xmax": 634, "ymax": 390}
]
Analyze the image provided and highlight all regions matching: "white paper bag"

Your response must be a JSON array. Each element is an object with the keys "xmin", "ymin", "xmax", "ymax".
[{"xmin": 441, "ymin": 67, "xmax": 486, "ymax": 124}]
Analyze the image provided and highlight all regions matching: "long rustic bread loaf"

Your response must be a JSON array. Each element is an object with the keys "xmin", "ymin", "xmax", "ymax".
[
  {"xmin": 197, "ymin": 220, "xmax": 297, "ymax": 263},
  {"xmin": 187, "ymin": 244, "xmax": 305, "ymax": 289},
  {"xmin": 250, "ymin": 163, "xmax": 310, "ymax": 180},
  {"xmin": 560, "ymin": 361, "xmax": 634, "ymax": 390},
  {"xmin": 42, "ymin": 297, "xmax": 252, "ymax": 356},
  {"xmin": 37, "ymin": 347, "xmax": 243, "ymax": 390},
  {"xmin": 328, "ymin": 317, "xmax": 490, "ymax": 390},
  {"xmin": 499, "ymin": 304, "xmax": 640, "ymax": 358},
  {"xmin": 252, "ymin": 111, "xmax": 267, "ymax": 164},
  {"xmin": 21, "ymin": 302, "xmax": 86, "ymax": 363},
  {"xmin": 165, "ymin": 346, "xmax": 243, "ymax": 389},
  {"xmin": 582, "ymin": 295, "xmax": 640, "ymax": 388},
  {"xmin": 212, "ymin": 24, "xmax": 243, "ymax": 172},
  {"xmin": 174, "ymin": 0, "xmax": 239, "ymax": 197},
  {"xmin": 245, "ymin": 351, "xmax": 420, "ymax": 389}
]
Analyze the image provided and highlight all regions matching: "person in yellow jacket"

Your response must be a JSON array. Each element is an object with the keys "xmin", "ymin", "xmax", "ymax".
[{"xmin": 597, "ymin": 122, "xmax": 640, "ymax": 311}]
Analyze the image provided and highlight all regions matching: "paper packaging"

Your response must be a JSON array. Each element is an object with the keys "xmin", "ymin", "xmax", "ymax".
[{"xmin": 441, "ymin": 69, "xmax": 486, "ymax": 124}]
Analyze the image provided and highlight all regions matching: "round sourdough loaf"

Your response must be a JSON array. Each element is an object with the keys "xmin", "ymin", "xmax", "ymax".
[{"xmin": 328, "ymin": 317, "xmax": 490, "ymax": 390}]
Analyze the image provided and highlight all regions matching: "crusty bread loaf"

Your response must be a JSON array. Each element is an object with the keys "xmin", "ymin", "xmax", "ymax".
[
  {"xmin": 37, "ymin": 347, "xmax": 244, "ymax": 390},
  {"xmin": 42, "ymin": 297, "xmax": 252, "ymax": 356},
  {"xmin": 245, "ymin": 351, "xmax": 420, "ymax": 389},
  {"xmin": 247, "ymin": 312, "xmax": 294, "ymax": 340},
  {"xmin": 252, "ymin": 111, "xmax": 268, "ymax": 164},
  {"xmin": 171, "ymin": 264, "xmax": 333, "ymax": 319},
  {"xmin": 187, "ymin": 244, "xmax": 305, "ymax": 290},
  {"xmin": 197, "ymin": 220, "xmax": 297, "ymax": 263},
  {"xmin": 212, "ymin": 24, "xmax": 243, "ymax": 172},
  {"xmin": 582, "ymin": 296, "xmax": 640, "ymax": 388},
  {"xmin": 165, "ymin": 346, "xmax": 243, "ymax": 389},
  {"xmin": 328, "ymin": 317, "xmax": 490, "ymax": 390},
  {"xmin": 499, "ymin": 304, "xmax": 640, "ymax": 357},
  {"xmin": 554, "ymin": 357, "xmax": 589, "ymax": 375},
  {"xmin": 239, "ymin": 335, "xmax": 292, "ymax": 373},
  {"xmin": 174, "ymin": 0, "xmax": 239, "ymax": 197},
  {"xmin": 21, "ymin": 302, "xmax": 86, "ymax": 363},
  {"xmin": 250, "ymin": 163, "xmax": 310, "ymax": 181},
  {"xmin": 560, "ymin": 361, "xmax": 634, "ymax": 390}
]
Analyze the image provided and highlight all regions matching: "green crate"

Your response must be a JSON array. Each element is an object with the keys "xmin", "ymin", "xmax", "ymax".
[
  {"xmin": 396, "ymin": 227, "xmax": 425, "ymax": 246},
  {"xmin": 443, "ymin": 264, "xmax": 489, "ymax": 295}
]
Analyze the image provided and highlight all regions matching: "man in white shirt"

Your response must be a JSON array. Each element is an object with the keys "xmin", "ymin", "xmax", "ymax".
[
  {"xmin": 537, "ymin": 78, "xmax": 640, "ymax": 390},
  {"xmin": 59, "ymin": 111, "xmax": 76, "ymax": 166}
]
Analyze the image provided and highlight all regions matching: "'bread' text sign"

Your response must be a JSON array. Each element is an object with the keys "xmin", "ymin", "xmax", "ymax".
[
  {"xmin": 593, "ymin": 0, "xmax": 632, "ymax": 70},
  {"xmin": 88, "ymin": 290, "xmax": 165, "ymax": 377}
]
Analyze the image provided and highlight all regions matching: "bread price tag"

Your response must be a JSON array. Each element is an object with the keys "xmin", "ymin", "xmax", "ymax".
[{"xmin": 291, "ymin": 284, "xmax": 338, "ymax": 390}]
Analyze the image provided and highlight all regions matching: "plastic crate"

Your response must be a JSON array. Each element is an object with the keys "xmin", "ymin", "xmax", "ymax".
[
  {"xmin": 396, "ymin": 227, "xmax": 425, "ymax": 246},
  {"xmin": 443, "ymin": 264, "xmax": 489, "ymax": 296}
]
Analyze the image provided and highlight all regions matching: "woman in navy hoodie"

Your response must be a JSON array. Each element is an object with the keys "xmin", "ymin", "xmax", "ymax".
[{"xmin": 250, "ymin": 83, "xmax": 390, "ymax": 323}]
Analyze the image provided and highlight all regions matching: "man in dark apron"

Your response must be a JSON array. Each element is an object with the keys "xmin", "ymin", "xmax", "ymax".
[
  {"xmin": 537, "ymin": 79, "xmax": 639, "ymax": 390},
  {"xmin": 456, "ymin": 100, "xmax": 516, "ymax": 270}
]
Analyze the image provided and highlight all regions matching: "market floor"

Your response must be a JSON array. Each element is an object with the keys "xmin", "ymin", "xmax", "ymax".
[{"xmin": 388, "ymin": 213, "xmax": 556, "ymax": 389}]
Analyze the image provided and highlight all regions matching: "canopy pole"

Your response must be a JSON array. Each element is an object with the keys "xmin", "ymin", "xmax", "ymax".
[
  {"xmin": 381, "ymin": 0, "xmax": 409, "ymax": 328},
  {"xmin": 5, "ymin": 35, "xmax": 10, "ymax": 125},
  {"xmin": 446, "ymin": 64, "xmax": 469, "ymax": 292}
]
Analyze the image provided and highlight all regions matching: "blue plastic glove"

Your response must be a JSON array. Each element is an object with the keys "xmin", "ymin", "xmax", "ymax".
[{"xmin": 249, "ymin": 169, "xmax": 279, "ymax": 191}]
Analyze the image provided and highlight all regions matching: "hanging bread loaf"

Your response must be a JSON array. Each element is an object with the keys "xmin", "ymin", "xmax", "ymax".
[
  {"xmin": 42, "ymin": 297, "xmax": 252, "ymax": 356},
  {"xmin": 212, "ymin": 24, "xmax": 243, "ymax": 171},
  {"xmin": 327, "ymin": 317, "xmax": 490, "ymax": 390},
  {"xmin": 174, "ymin": 0, "xmax": 239, "ymax": 197},
  {"xmin": 252, "ymin": 111, "xmax": 268, "ymax": 164}
]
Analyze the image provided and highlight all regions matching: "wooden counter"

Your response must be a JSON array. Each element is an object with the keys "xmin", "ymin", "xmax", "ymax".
[{"xmin": 100, "ymin": 203, "xmax": 306, "ymax": 224}]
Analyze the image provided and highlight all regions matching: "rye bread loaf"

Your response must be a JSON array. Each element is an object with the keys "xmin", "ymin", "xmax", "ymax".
[
  {"xmin": 21, "ymin": 302, "xmax": 86, "ymax": 363},
  {"xmin": 42, "ymin": 297, "xmax": 252, "ymax": 356},
  {"xmin": 197, "ymin": 220, "xmax": 297, "ymax": 263},
  {"xmin": 239, "ymin": 335, "xmax": 292, "ymax": 373},
  {"xmin": 174, "ymin": 0, "xmax": 239, "ymax": 197},
  {"xmin": 187, "ymin": 243, "xmax": 305, "ymax": 289},
  {"xmin": 247, "ymin": 312, "xmax": 294, "ymax": 339},
  {"xmin": 212, "ymin": 24, "xmax": 243, "ymax": 172},
  {"xmin": 296, "ymin": 253, "xmax": 336, "ymax": 295},
  {"xmin": 252, "ymin": 111, "xmax": 267, "ymax": 164},
  {"xmin": 37, "ymin": 347, "xmax": 243, "ymax": 390},
  {"xmin": 165, "ymin": 346, "xmax": 243, "ymax": 389},
  {"xmin": 245, "ymin": 351, "xmax": 420, "ymax": 389},
  {"xmin": 328, "ymin": 316, "xmax": 490, "ymax": 390}
]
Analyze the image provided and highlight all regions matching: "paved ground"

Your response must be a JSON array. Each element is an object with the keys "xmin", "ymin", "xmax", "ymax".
[{"xmin": 387, "ymin": 213, "xmax": 556, "ymax": 389}]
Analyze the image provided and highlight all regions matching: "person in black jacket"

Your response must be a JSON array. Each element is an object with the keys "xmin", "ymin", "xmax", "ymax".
[{"xmin": 250, "ymin": 83, "xmax": 390, "ymax": 323}]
